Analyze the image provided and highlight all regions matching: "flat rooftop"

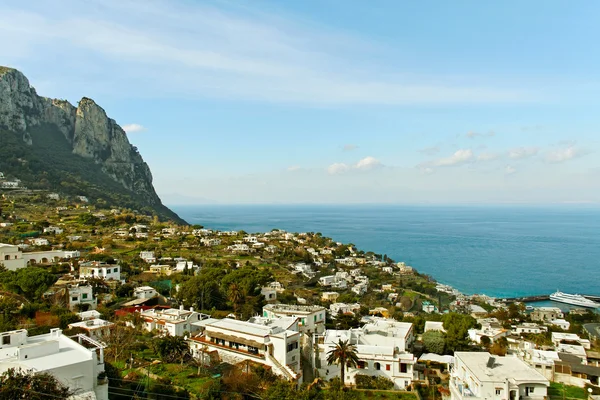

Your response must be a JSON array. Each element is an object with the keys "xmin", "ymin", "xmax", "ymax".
[
  {"xmin": 264, "ymin": 303, "xmax": 325, "ymax": 313},
  {"xmin": 456, "ymin": 352, "xmax": 548, "ymax": 384}
]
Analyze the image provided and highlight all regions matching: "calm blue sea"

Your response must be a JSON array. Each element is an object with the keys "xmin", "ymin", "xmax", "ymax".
[{"xmin": 171, "ymin": 205, "xmax": 600, "ymax": 299}]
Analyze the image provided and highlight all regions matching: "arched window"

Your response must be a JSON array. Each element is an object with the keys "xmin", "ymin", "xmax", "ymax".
[
  {"xmin": 374, "ymin": 362, "xmax": 381, "ymax": 370},
  {"xmin": 4, "ymin": 255, "xmax": 9, "ymax": 261}
]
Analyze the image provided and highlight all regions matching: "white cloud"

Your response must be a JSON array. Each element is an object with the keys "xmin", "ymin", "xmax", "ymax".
[
  {"xmin": 327, "ymin": 163, "xmax": 351, "ymax": 175},
  {"xmin": 122, "ymin": 123, "xmax": 146, "ymax": 133},
  {"xmin": 0, "ymin": 1, "xmax": 533, "ymax": 106},
  {"xmin": 508, "ymin": 146, "xmax": 539, "ymax": 159},
  {"xmin": 505, "ymin": 165, "xmax": 517, "ymax": 175},
  {"xmin": 432, "ymin": 149, "xmax": 474, "ymax": 167},
  {"xmin": 287, "ymin": 166, "xmax": 301, "ymax": 171},
  {"xmin": 327, "ymin": 156, "xmax": 382, "ymax": 175},
  {"xmin": 355, "ymin": 156, "xmax": 382, "ymax": 170},
  {"xmin": 477, "ymin": 152, "xmax": 499, "ymax": 162},
  {"xmin": 342, "ymin": 144, "xmax": 358, "ymax": 152},
  {"xmin": 545, "ymin": 146, "xmax": 589, "ymax": 163}
]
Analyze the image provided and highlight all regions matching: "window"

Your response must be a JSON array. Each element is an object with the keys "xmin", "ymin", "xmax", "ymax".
[
  {"xmin": 357, "ymin": 361, "xmax": 367, "ymax": 369},
  {"xmin": 4, "ymin": 255, "xmax": 9, "ymax": 261},
  {"xmin": 400, "ymin": 363, "xmax": 407, "ymax": 373},
  {"xmin": 72, "ymin": 296, "xmax": 78, "ymax": 301},
  {"xmin": 528, "ymin": 387, "xmax": 535, "ymax": 394},
  {"xmin": 2, "ymin": 336, "xmax": 10, "ymax": 345},
  {"xmin": 496, "ymin": 389, "xmax": 502, "ymax": 395},
  {"xmin": 287, "ymin": 341, "xmax": 299, "ymax": 352},
  {"xmin": 386, "ymin": 364, "xmax": 391, "ymax": 371},
  {"xmin": 114, "ymin": 268, "xmax": 118, "ymax": 273},
  {"xmin": 82, "ymin": 293, "xmax": 88, "ymax": 299},
  {"xmin": 374, "ymin": 362, "xmax": 381, "ymax": 370}
]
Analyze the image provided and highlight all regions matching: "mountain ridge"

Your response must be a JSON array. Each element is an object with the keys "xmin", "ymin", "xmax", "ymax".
[{"xmin": 0, "ymin": 66, "xmax": 186, "ymax": 224}]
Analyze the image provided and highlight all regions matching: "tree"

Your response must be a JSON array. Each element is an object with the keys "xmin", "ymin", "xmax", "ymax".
[
  {"xmin": 0, "ymin": 368, "xmax": 72, "ymax": 399},
  {"xmin": 228, "ymin": 283, "xmax": 244, "ymax": 315},
  {"xmin": 490, "ymin": 337, "xmax": 508, "ymax": 356},
  {"xmin": 422, "ymin": 330, "xmax": 445, "ymax": 354},
  {"xmin": 103, "ymin": 321, "xmax": 138, "ymax": 363},
  {"xmin": 480, "ymin": 335, "xmax": 491, "ymax": 349},
  {"xmin": 327, "ymin": 339, "xmax": 359, "ymax": 387},
  {"xmin": 442, "ymin": 313, "xmax": 477, "ymax": 352},
  {"xmin": 151, "ymin": 335, "xmax": 189, "ymax": 364}
]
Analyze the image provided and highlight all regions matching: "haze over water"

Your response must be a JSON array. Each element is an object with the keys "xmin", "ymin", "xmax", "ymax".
[{"xmin": 173, "ymin": 205, "xmax": 600, "ymax": 299}]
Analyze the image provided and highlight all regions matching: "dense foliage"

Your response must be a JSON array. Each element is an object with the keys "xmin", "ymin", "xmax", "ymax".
[{"xmin": 0, "ymin": 368, "xmax": 72, "ymax": 399}]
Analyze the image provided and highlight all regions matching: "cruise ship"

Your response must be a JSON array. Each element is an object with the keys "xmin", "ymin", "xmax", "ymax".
[{"xmin": 549, "ymin": 291, "xmax": 600, "ymax": 308}]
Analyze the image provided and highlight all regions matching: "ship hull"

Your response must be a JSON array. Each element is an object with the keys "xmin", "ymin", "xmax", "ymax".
[{"xmin": 549, "ymin": 294, "xmax": 600, "ymax": 308}]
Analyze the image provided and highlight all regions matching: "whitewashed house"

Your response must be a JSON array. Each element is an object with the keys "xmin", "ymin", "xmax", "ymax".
[
  {"xmin": 138, "ymin": 306, "xmax": 208, "ymax": 336},
  {"xmin": 79, "ymin": 262, "xmax": 121, "ymax": 281},
  {"xmin": 329, "ymin": 303, "xmax": 361, "ymax": 316},
  {"xmin": 0, "ymin": 243, "xmax": 26, "ymax": 271},
  {"xmin": 263, "ymin": 304, "xmax": 326, "ymax": 334},
  {"xmin": 188, "ymin": 317, "xmax": 302, "ymax": 382},
  {"xmin": 316, "ymin": 318, "xmax": 416, "ymax": 389},
  {"xmin": 139, "ymin": 251, "xmax": 156, "ymax": 263},
  {"xmin": 0, "ymin": 328, "xmax": 108, "ymax": 400},
  {"xmin": 68, "ymin": 318, "xmax": 114, "ymax": 340},
  {"xmin": 450, "ymin": 352, "xmax": 549, "ymax": 400},
  {"xmin": 134, "ymin": 286, "xmax": 158, "ymax": 299},
  {"xmin": 68, "ymin": 285, "xmax": 97, "ymax": 310},
  {"xmin": 44, "ymin": 226, "xmax": 64, "ymax": 235}
]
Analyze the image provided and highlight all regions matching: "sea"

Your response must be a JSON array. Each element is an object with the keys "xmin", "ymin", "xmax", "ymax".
[{"xmin": 171, "ymin": 204, "xmax": 600, "ymax": 300}]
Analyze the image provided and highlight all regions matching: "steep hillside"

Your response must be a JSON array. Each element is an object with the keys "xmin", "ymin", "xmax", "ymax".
[{"xmin": 0, "ymin": 66, "xmax": 186, "ymax": 224}]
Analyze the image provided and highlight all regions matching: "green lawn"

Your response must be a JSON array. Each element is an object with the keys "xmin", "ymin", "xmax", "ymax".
[
  {"xmin": 548, "ymin": 382, "xmax": 588, "ymax": 400},
  {"xmin": 323, "ymin": 390, "xmax": 418, "ymax": 400}
]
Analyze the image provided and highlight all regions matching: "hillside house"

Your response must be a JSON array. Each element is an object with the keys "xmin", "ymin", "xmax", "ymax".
[
  {"xmin": 188, "ymin": 317, "xmax": 302, "ymax": 382},
  {"xmin": 0, "ymin": 243, "xmax": 26, "ymax": 271},
  {"xmin": 316, "ymin": 318, "xmax": 416, "ymax": 389},
  {"xmin": 263, "ymin": 304, "xmax": 326, "ymax": 334},
  {"xmin": 450, "ymin": 352, "xmax": 549, "ymax": 400},
  {"xmin": 0, "ymin": 328, "xmax": 108, "ymax": 400}
]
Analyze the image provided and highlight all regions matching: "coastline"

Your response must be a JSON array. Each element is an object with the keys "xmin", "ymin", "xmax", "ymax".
[{"xmin": 170, "ymin": 204, "xmax": 600, "ymax": 299}]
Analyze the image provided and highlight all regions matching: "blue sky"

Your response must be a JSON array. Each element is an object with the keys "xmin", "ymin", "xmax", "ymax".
[{"xmin": 2, "ymin": 0, "xmax": 599, "ymax": 204}]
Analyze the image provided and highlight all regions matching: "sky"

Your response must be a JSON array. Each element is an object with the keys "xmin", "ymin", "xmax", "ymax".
[{"xmin": 1, "ymin": 0, "xmax": 600, "ymax": 205}]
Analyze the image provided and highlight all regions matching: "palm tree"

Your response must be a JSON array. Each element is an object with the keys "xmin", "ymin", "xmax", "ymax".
[
  {"xmin": 228, "ymin": 283, "xmax": 243, "ymax": 315},
  {"xmin": 326, "ymin": 339, "xmax": 359, "ymax": 387}
]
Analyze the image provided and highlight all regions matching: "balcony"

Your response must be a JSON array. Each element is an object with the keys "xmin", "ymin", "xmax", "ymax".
[
  {"xmin": 194, "ymin": 336, "xmax": 265, "ymax": 360},
  {"xmin": 450, "ymin": 377, "xmax": 480, "ymax": 399}
]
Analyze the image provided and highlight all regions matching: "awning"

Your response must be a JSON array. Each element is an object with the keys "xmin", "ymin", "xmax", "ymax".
[{"xmin": 207, "ymin": 331, "xmax": 266, "ymax": 350}]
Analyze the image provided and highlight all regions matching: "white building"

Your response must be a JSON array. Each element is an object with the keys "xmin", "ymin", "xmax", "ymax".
[
  {"xmin": 139, "ymin": 251, "xmax": 156, "ymax": 263},
  {"xmin": 329, "ymin": 303, "xmax": 361, "ymax": 316},
  {"xmin": 261, "ymin": 287, "xmax": 277, "ymax": 301},
  {"xmin": 424, "ymin": 321, "xmax": 446, "ymax": 333},
  {"xmin": 188, "ymin": 317, "xmax": 302, "ymax": 382},
  {"xmin": 469, "ymin": 319, "xmax": 509, "ymax": 344},
  {"xmin": 322, "ymin": 292, "xmax": 340, "ymax": 302},
  {"xmin": 522, "ymin": 349, "xmax": 559, "ymax": 380},
  {"xmin": 201, "ymin": 238, "xmax": 222, "ymax": 246},
  {"xmin": 43, "ymin": 226, "xmax": 64, "ymax": 235},
  {"xmin": 31, "ymin": 238, "xmax": 50, "ymax": 246},
  {"xmin": 68, "ymin": 318, "xmax": 114, "ymax": 340},
  {"xmin": 134, "ymin": 286, "xmax": 158, "ymax": 299},
  {"xmin": 512, "ymin": 323, "xmax": 548, "ymax": 335},
  {"xmin": 79, "ymin": 262, "xmax": 121, "ymax": 281},
  {"xmin": 550, "ymin": 319, "xmax": 571, "ymax": 330},
  {"xmin": 68, "ymin": 285, "xmax": 97, "ymax": 311},
  {"xmin": 531, "ymin": 307, "xmax": 564, "ymax": 322},
  {"xmin": 138, "ymin": 306, "xmax": 207, "ymax": 336},
  {"xmin": 450, "ymin": 352, "xmax": 549, "ymax": 400},
  {"xmin": 0, "ymin": 243, "xmax": 26, "ymax": 270},
  {"xmin": 263, "ymin": 304, "xmax": 327, "ymax": 334},
  {"xmin": 316, "ymin": 318, "xmax": 416, "ymax": 389},
  {"xmin": 47, "ymin": 193, "xmax": 60, "ymax": 200},
  {"xmin": 0, "ymin": 328, "xmax": 108, "ymax": 400}
]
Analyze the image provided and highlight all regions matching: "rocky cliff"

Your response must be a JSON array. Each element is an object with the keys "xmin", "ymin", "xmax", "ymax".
[{"xmin": 0, "ymin": 66, "xmax": 185, "ymax": 224}]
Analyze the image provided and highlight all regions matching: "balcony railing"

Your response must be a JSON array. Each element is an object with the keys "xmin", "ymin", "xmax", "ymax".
[{"xmin": 195, "ymin": 337, "xmax": 265, "ymax": 359}]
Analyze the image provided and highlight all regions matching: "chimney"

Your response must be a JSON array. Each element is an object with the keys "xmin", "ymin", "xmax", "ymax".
[
  {"xmin": 190, "ymin": 307, "xmax": 194, "ymax": 313},
  {"xmin": 179, "ymin": 305, "xmax": 184, "ymax": 311}
]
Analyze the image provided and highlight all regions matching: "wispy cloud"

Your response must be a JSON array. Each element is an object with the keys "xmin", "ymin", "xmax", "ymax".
[
  {"xmin": 466, "ymin": 130, "xmax": 495, "ymax": 139},
  {"xmin": 0, "ymin": 0, "xmax": 533, "ymax": 106},
  {"xmin": 122, "ymin": 123, "xmax": 146, "ymax": 133},
  {"xmin": 431, "ymin": 149, "xmax": 474, "ymax": 167},
  {"xmin": 505, "ymin": 165, "xmax": 517, "ymax": 175},
  {"xmin": 342, "ymin": 144, "xmax": 358, "ymax": 152},
  {"xmin": 327, "ymin": 156, "xmax": 382, "ymax": 175},
  {"xmin": 545, "ymin": 145, "xmax": 589, "ymax": 163},
  {"xmin": 287, "ymin": 165, "xmax": 302, "ymax": 171},
  {"xmin": 418, "ymin": 145, "xmax": 440, "ymax": 156},
  {"xmin": 508, "ymin": 146, "xmax": 539, "ymax": 160},
  {"xmin": 477, "ymin": 152, "xmax": 499, "ymax": 162}
]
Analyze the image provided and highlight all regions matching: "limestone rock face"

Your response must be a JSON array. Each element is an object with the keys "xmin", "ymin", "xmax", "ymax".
[{"xmin": 0, "ymin": 66, "xmax": 165, "ymax": 208}]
